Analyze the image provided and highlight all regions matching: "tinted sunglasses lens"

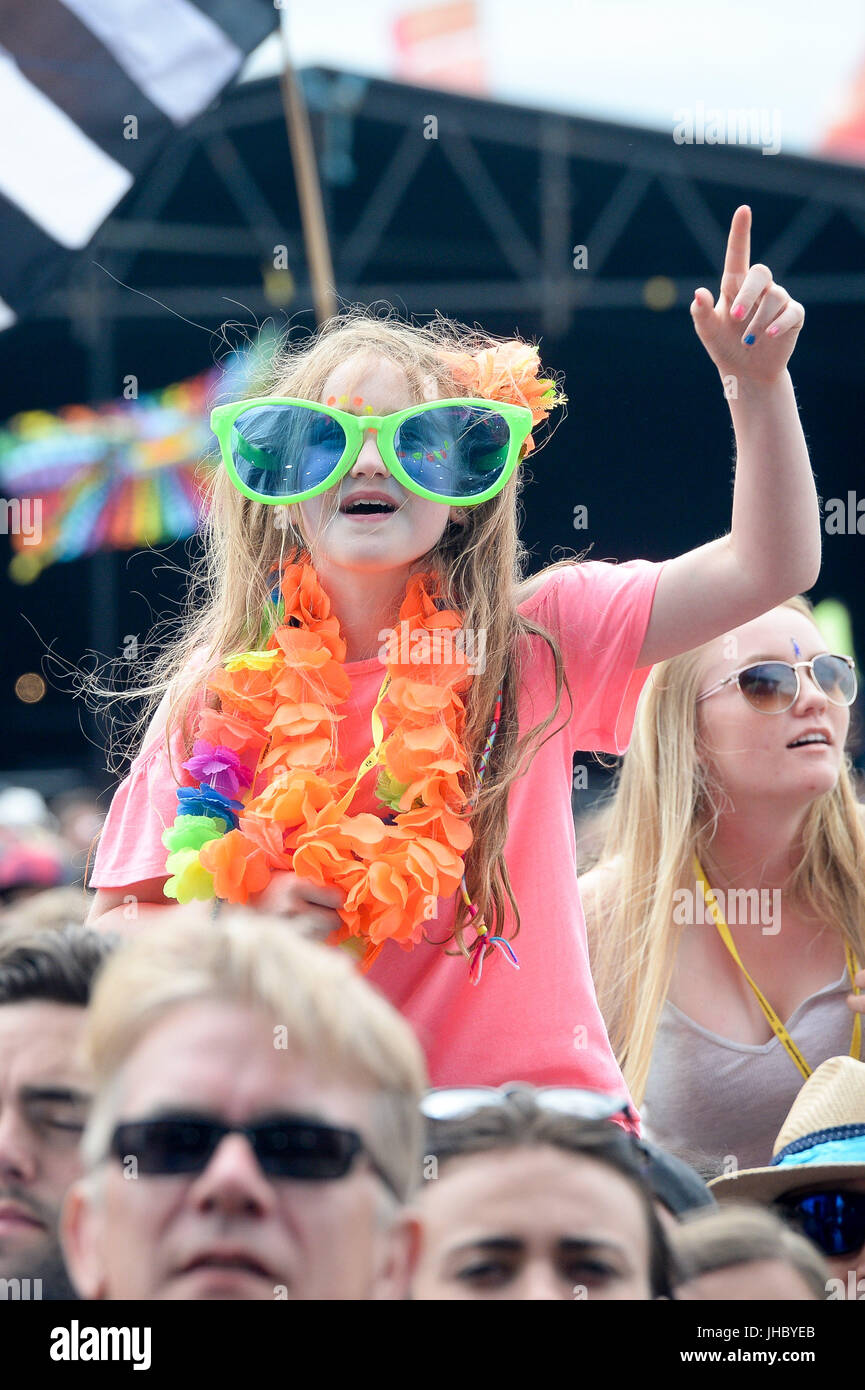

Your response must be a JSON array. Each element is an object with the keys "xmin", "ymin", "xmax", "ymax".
[
  {"xmin": 255, "ymin": 1121, "xmax": 358, "ymax": 1179},
  {"xmin": 738, "ymin": 662, "xmax": 798, "ymax": 712},
  {"xmin": 813, "ymin": 655, "xmax": 857, "ymax": 706},
  {"xmin": 230, "ymin": 404, "xmax": 346, "ymax": 499},
  {"xmin": 394, "ymin": 406, "xmax": 511, "ymax": 499},
  {"xmin": 116, "ymin": 1119, "xmax": 219, "ymax": 1175},
  {"xmin": 792, "ymin": 1192, "xmax": 865, "ymax": 1256}
]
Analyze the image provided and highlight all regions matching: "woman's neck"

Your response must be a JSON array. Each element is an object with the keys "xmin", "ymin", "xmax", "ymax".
[
  {"xmin": 698, "ymin": 802, "xmax": 810, "ymax": 894},
  {"xmin": 315, "ymin": 563, "xmax": 411, "ymax": 663}
]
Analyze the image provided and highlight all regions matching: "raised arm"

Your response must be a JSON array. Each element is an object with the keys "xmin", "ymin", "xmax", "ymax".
[{"xmin": 637, "ymin": 205, "xmax": 820, "ymax": 668}]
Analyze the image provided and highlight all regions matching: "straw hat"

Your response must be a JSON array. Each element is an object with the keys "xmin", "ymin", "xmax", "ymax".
[{"xmin": 709, "ymin": 1056, "xmax": 865, "ymax": 1202}]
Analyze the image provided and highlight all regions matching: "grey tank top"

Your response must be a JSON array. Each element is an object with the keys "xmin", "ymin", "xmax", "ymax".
[{"xmin": 641, "ymin": 966, "xmax": 856, "ymax": 1179}]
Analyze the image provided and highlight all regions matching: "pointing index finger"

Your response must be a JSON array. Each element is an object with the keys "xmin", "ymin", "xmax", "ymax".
[{"xmin": 721, "ymin": 205, "xmax": 752, "ymax": 301}]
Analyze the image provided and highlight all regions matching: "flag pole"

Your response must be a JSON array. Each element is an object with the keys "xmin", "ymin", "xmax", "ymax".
[{"xmin": 278, "ymin": 13, "xmax": 338, "ymax": 325}]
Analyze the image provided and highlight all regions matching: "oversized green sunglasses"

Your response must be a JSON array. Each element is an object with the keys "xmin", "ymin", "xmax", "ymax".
[{"xmin": 210, "ymin": 396, "xmax": 534, "ymax": 507}]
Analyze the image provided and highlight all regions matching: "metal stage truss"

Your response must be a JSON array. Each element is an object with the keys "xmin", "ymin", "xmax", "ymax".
[{"xmin": 30, "ymin": 67, "xmax": 865, "ymax": 343}]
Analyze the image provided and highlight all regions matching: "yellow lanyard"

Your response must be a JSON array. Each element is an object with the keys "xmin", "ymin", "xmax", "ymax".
[
  {"xmin": 693, "ymin": 855, "xmax": 862, "ymax": 1080},
  {"xmin": 332, "ymin": 674, "xmax": 392, "ymax": 817}
]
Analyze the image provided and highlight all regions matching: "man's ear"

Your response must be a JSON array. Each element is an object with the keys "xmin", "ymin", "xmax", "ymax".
[
  {"xmin": 60, "ymin": 1179, "xmax": 108, "ymax": 1300},
  {"xmin": 372, "ymin": 1209, "xmax": 424, "ymax": 1301}
]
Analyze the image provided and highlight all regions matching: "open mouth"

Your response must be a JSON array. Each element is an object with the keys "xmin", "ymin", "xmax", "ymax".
[
  {"xmin": 339, "ymin": 496, "xmax": 397, "ymax": 517},
  {"xmin": 787, "ymin": 732, "xmax": 831, "ymax": 749}
]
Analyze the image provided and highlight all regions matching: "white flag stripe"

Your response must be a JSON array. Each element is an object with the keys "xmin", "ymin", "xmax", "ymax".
[
  {"xmin": 59, "ymin": 0, "xmax": 244, "ymax": 126},
  {"xmin": 0, "ymin": 295, "xmax": 16, "ymax": 331},
  {"xmin": 0, "ymin": 53, "xmax": 133, "ymax": 248}
]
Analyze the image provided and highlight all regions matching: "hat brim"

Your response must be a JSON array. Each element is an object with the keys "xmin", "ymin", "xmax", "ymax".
[{"xmin": 709, "ymin": 1161, "xmax": 865, "ymax": 1204}]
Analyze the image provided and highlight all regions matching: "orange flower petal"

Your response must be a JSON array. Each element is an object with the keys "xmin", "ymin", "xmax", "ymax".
[
  {"xmin": 183, "ymin": 557, "xmax": 480, "ymax": 953},
  {"xmin": 198, "ymin": 829, "xmax": 272, "ymax": 903},
  {"xmin": 396, "ymin": 805, "xmax": 473, "ymax": 854},
  {"xmin": 196, "ymin": 710, "xmax": 267, "ymax": 764}
]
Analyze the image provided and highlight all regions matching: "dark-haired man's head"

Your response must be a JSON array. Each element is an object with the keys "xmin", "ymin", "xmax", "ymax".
[
  {"xmin": 411, "ymin": 1091, "xmax": 674, "ymax": 1300},
  {"xmin": 0, "ymin": 926, "xmax": 111, "ymax": 1295}
]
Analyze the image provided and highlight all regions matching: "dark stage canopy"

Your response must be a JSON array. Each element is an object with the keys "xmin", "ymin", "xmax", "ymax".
[{"xmin": 2, "ymin": 67, "xmax": 863, "ymax": 780}]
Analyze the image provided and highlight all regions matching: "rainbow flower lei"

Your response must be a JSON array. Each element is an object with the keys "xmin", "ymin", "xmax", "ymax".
[{"xmin": 162, "ymin": 554, "xmax": 485, "ymax": 969}]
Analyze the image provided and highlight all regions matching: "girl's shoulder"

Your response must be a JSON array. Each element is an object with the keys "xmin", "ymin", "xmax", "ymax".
[
  {"xmin": 514, "ymin": 561, "xmax": 582, "ymax": 609},
  {"xmin": 134, "ymin": 645, "xmax": 218, "ymax": 765},
  {"xmin": 578, "ymin": 854, "xmax": 624, "ymax": 895},
  {"xmin": 513, "ymin": 557, "xmax": 657, "ymax": 615},
  {"xmin": 514, "ymin": 570, "xmax": 555, "ymax": 608},
  {"xmin": 578, "ymin": 857, "xmax": 624, "ymax": 938}
]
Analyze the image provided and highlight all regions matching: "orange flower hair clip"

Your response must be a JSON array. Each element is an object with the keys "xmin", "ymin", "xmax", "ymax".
[{"xmin": 439, "ymin": 340, "xmax": 566, "ymax": 454}]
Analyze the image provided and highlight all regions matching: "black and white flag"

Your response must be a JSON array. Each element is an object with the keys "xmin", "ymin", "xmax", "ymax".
[{"xmin": 0, "ymin": 0, "xmax": 278, "ymax": 330}]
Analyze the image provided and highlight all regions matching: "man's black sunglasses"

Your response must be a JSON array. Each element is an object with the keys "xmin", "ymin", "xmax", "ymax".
[
  {"xmin": 777, "ymin": 1189, "xmax": 865, "ymax": 1257},
  {"xmin": 108, "ymin": 1112, "xmax": 398, "ymax": 1197}
]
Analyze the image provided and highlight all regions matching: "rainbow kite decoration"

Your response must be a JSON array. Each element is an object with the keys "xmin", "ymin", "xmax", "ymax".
[{"xmin": 0, "ymin": 334, "xmax": 274, "ymax": 583}]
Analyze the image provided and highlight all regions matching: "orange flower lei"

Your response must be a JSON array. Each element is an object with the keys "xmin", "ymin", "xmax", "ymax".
[
  {"xmin": 162, "ymin": 555, "xmax": 479, "ymax": 970},
  {"xmin": 438, "ymin": 340, "xmax": 566, "ymax": 454}
]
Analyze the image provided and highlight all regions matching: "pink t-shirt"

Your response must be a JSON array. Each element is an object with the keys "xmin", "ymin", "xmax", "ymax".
[{"xmin": 89, "ymin": 559, "xmax": 663, "ymax": 1101}]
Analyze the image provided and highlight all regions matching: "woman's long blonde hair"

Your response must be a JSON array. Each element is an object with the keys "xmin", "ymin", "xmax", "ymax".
[
  {"xmin": 586, "ymin": 595, "xmax": 865, "ymax": 1103},
  {"xmin": 99, "ymin": 307, "xmax": 572, "ymax": 949}
]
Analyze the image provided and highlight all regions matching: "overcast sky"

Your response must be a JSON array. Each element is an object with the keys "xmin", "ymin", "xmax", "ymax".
[{"xmin": 244, "ymin": 0, "xmax": 865, "ymax": 158}]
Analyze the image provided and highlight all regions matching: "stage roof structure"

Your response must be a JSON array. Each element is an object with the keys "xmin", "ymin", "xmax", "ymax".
[{"xmin": 2, "ymin": 67, "xmax": 864, "ymax": 778}]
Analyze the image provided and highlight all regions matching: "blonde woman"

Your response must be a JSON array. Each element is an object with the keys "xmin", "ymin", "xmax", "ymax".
[
  {"xmin": 86, "ymin": 206, "xmax": 820, "ymax": 1094},
  {"xmin": 581, "ymin": 597, "xmax": 865, "ymax": 1175}
]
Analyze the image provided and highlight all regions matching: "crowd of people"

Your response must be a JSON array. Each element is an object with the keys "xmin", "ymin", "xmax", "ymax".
[
  {"xmin": 2, "ymin": 206, "xmax": 864, "ymax": 1302},
  {"xmin": 1, "ymin": 912, "xmax": 863, "ymax": 1301}
]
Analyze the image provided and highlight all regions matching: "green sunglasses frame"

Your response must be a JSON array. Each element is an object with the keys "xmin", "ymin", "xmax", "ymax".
[{"xmin": 210, "ymin": 395, "xmax": 534, "ymax": 508}]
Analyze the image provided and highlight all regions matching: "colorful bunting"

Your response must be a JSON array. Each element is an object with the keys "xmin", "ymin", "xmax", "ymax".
[{"xmin": 0, "ymin": 336, "xmax": 273, "ymax": 582}]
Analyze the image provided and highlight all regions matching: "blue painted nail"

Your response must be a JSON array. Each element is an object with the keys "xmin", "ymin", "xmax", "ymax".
[{"xmin": 744, "ymin": 333, "xmax": 756, "ymax": 345}]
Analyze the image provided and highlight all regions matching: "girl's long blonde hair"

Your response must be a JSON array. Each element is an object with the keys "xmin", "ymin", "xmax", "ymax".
[
  {"xmin": 101, "ymin": 307, "xmax": 572, "ymax": 949},
  {"xmin": 586, "ymin": 595, "xmax": 865, "ymax": 1104}
]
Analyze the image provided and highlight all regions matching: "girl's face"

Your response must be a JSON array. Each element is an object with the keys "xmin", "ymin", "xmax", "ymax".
[
  {"xmin": 296, "ymin": 356, "xmax": 458, "ymax": 579},
  {"xmin": 696, "ymin": 607, "xmax": 850, "ymax": 811}
]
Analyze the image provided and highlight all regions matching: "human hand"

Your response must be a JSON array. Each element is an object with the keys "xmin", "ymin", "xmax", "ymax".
[
  {"xmin": 250, "ymin": 870, "xmax": 344, "ymax": 941},
  {"xmin": 690, "ymin": 205, "xmax": 804, "ymax": 386}
]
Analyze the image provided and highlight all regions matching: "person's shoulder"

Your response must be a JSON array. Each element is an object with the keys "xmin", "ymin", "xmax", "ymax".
[
  {"xmin": 514, "ymin": 562, "xmax": 580, "ymax": 610},
  {"xmin": 579, "ymin": 856, "xmax": 624, "ymax": 908},
  {"xmin": 514, "ymin": 570, "xmax": 556, "ymax": 607},
  {"xmin": 514, "ymin": 558, "xmax": 652, "ymax": 612},
  {"xmin": 579, "ymin": 854, "xmax": 623, "ymax": 885},
  {"xmin": 136, "ymin": 645, "xmax": 218, "ymax": 763}
]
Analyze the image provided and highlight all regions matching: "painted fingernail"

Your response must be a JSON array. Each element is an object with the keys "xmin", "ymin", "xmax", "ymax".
[
  {"xmin": 744, "ymin": 333, "xmax": 756, "ymax": 345},
  {"xmin": 767, "ymin": 324, "xmax": 779, "ymax": 337},
  {"xmin": 731, "ymin": 304, "xmax": 745, "ymax": 320}
]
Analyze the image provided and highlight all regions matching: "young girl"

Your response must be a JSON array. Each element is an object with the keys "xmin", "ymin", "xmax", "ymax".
[
  {"xmin": 87, "ymin": 206, "xmax": 820, "ymax": 1102},
  {"xmin": 581, "ymin": 596, "xmax": 865, "ymax": 1172}
]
